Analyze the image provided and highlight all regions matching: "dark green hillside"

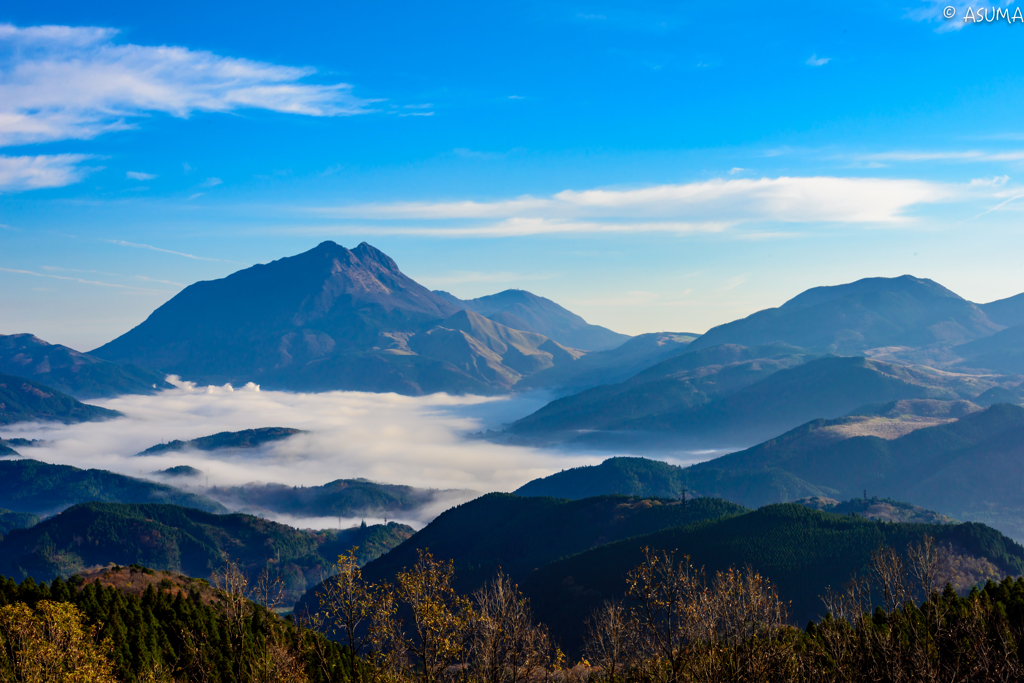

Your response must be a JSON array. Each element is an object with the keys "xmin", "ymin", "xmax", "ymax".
[
  {"xmin": 515, "ymin": 457, "xmax": 690, "ymax": 499},
  {"xmin": 297, "ymin": 493, "xmax": 747, "ymax": 616},
  {"xmin": 0, "ymin": 502, "xmax": 322, "ymax": 589},
  {"xmin": 522, "ymin": 504, "xmax": 1024, "ymax": 654},
  {"xmin": 0, "ymin": 440, "xmax": 17, "ymax": 456},
  {"xmin": 0, "ymin": 459, "xmax": 226, "ymax": 515},
  {"xmin": 687, "ymin": 275, "xmax": 999, "ymax": 354},
  {"xmin": 209, "ymin": 477, "xmax": 462, "ymax": 518},
  {"xmin": 137, "ymin": 426, "xmax": 305, "ymax": 455},
  {"xmin": 0, "ymin": 333, "xmax": 172, "ymax": 399},
  {"xmin": 0, "ymin": 508, "xmax": 39, "ymax": 536},
  {"xmin": 0, "ymin": 503, "xmax": 411, "ymax": 603},
  {"xmin": 0, "ymin": 372, "xmax": 121, "ymax": 425}
]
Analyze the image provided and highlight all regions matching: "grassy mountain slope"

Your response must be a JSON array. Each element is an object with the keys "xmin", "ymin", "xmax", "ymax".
[
  {"xmin": 508, "ymin": 344, "xmax": 810, "ymax": 439},
  {"xmin": 437, "ymin": 289, "xmax": 631, "ymax": 351},
  {"xmin": 687, "ymin": 275, "xmax": 1000, "ymax": 354},
  {"xmin": 522, "ymin": 504, "xmax": 1024, "ymax": 654},
  {"xmin": 0, "ymin": 373, "xmax": 121, "ymax": 425},
  {"xmin": 0, "ymin": 333, "xmax": 172, "ymax": 398},
  {"xmin": 0, "ymin": 502, "xmax": 413, "ymax": 603},
  {"xmin": 510, "ymin": 355, "xmax": 952, "ymax": 449},
  {"xmin": 0, "ymin": 459, "xmax": 226, "ymax": 516},
  {"xmin": 137, "ymin": 427, "xmax": 305, "ymax": 455}
]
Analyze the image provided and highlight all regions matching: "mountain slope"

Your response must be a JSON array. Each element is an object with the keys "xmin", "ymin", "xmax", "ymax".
[
  {"xmin": 688, "ymin": 275, "xmax": 1001, "ymax": 354},
  {"xmin": 438, "ymin": 289, "xmax": 631, "ymax": 351},
  {"xmin": 510, "ymin": 354, "xmax": 950, "ymax": 449},
  {"xmin": 0, "ymin": 373, "xmax": 121, "ymax": 425},
  {"xmin": 0, "ymin": 333, "xmax": 172, "ymax": 398},
  {"xmin": 0, "ymin": 459, "xmax": 226, "ymax": 516},
  {"xmin": 978, "ymin": 292, "xmax": 1024, "ymax": 327},
  {"xmin": 521, "ymin": 504, "xmax": 1024, "ymax": 654},
  {"xmin": 955, "ymin": 324, "xmax": 1024, "ymax": 374}
]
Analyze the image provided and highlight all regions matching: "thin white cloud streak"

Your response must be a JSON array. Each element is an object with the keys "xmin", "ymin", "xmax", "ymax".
[
  {"xmin": 858, "ymin": 150, "xmax": 1024, "ymax": 163},
  {"xmin": 418, "ymin": 271, "xmax": 558, "ymax": 287},
  {"xmin": 0, "ymin": 266, "xmax": 173, "ymax": 292},
  {"xmin": 126, "ymin": 171, "xmax": 156, "ymax": 180},
  {"xmin": 805, "ymin": 54, "xmax": 830, "ymax": 66},
  {"xmin": 106, "ymin": 239, "xmax": 241, "ymax": 263},
  {"xmin": 0, "ymin": 22, "xmax": 380, "ymax": 148},
  {"xmin": 40, "ymin": 265, "xmax": 185, "ymax": 287},
  {"xmin": 0, "ymin": 383, "xmax": 607, "ymax": 524},
  {"xmin": 0, "ymin": 154, "xmax": 94, "ymax": 191},
  {"xmin": 310, "ymin": 176, "xmax": 979, "ymax": 238}
]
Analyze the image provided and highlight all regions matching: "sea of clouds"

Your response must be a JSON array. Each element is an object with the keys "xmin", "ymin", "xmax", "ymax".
[{"xmin": 0, "ymin": 378, "xmax": 724, "ymax": 529}]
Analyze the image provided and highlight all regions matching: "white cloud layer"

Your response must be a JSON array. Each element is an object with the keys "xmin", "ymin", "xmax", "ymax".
[
  {"xmin": 0, "ymin": 22, "xmax": 377, "ymax": 148},
  {"xmin": 0, "ymin": 382, "xmax": 657, "ymax": 525},
  {"xmin": 309, "ymin": 176, "xmax": 989, "ymax": 237}
]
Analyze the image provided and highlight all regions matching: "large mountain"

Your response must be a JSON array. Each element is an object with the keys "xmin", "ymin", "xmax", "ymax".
[
  {"xmin": 955, "ymin": 324, "xmax": 1024, "ymax": 374},
  {"xmin": 0, "ymin": 373, "xmax": 121, "ymax": 425},
  {"xmin": 688, "ymin": 275, "xmax": 1001, "ymax": 354},
  {"xmin": 0, "ymin": 334, "xmax": 172, "ymax": 398},
  {"xmin": 437, "ymin": 289, "xmax": 631, "ymax": 351},
  {"xmin": 91, "ymin": 242, "xmax": 586, "ymax": 394}
]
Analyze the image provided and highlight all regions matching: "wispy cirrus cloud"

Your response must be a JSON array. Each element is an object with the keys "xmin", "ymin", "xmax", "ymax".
[
  {"xmin": 106, "ymin": 239, "xmax": 242, "ymax": 263},
  {"xmin": 805, "ymin": 54, "xmax": 830, "ymax": 66},
  {"xmin": 906, "ymin": 1, "xmax": 1016, "ymax": 32},
  {"xmin": 306, "ymin": 175, "xmax": 981, "ymax": 237},
  {"xmin": 0, "ymin": 23, "xmax": 380, "ymax": 148},
  {"xmin": 126, "ymin": 171, "xmax": 156, "ymax": 180},
  {"xmin": 0, "ymin": 266, "xmax": 173, "ymax": 293},
  {"xmin": 855, "ymin": 150, "xmax": 1024, "ymax": 163}
]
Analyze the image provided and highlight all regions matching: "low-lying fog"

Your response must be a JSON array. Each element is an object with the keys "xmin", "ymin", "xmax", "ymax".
[{"xmin": 0, "ymin": 378, "xmax": 725, "ymax": 528}]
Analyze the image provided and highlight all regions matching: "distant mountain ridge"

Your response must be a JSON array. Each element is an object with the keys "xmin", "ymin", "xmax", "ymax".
[
  {"xmin": 688, "ymin": 275, "xmax": 1001, "ymax": 354},
  {"xmin": 436, "ymin": 289, "xmax": 630, "ymax": 351},
  {"xmin": 0, "ymin": 333, "xmax": 172, "ymax": 398}
]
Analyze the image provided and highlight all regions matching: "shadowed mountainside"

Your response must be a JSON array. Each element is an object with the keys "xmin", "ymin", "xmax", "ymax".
[
  {"xmin": 0, "ymin": 333, "xmax": 172, "ymax": 399},
  {"xmin": 0, "ymin": 373, "xmax": 121, "ymax": 425}
]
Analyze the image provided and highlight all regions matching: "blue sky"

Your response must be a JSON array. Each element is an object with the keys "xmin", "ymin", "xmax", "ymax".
[{"xmin": 3, "ymin": 0, "xmax": 1024, "ymax": 350}]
